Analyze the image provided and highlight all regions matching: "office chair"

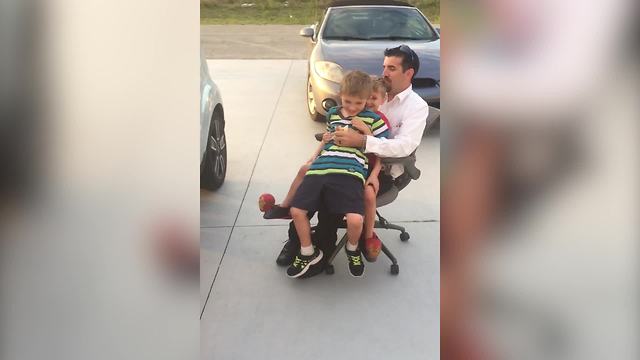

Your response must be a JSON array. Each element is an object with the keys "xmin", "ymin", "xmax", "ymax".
[
  {"xmin": 309, "ymin": 132, "xmax": 421, "ymax": 275},
  {"xmin": 321, "ymin": 153, "xmax": 420, "ymax": 275}
]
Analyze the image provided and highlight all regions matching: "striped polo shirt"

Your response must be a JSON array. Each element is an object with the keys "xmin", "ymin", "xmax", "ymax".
[{"xmin": 306, "ymin": 106, "xmax": 390, "ymax": 183}]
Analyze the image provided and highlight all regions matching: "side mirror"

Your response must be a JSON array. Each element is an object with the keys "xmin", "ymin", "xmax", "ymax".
[{"xmin": 299, "ymin": 27, "xmax": 314, "ymax": 38}]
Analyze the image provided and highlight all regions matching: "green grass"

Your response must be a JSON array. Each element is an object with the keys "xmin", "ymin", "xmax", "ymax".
[{"xmin": 201, "ymin": 0, "xmax": 439, "ymax": 25}]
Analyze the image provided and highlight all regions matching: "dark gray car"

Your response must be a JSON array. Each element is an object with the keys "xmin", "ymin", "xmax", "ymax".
[{"xmin": 300, "ymin": 1, "xmax": 440, "ymax": 122}]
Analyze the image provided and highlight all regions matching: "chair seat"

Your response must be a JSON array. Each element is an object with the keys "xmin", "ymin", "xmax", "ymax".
[{"xmin": 376, "ymin": 185, "xmax": 399, "ymax": 207}]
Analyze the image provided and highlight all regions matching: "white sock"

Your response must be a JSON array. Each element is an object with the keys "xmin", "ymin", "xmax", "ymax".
[
  {"xmin": 346, "ymin": 242, "xmax": 358, "ymax": 252},
  {"xmin": 300, "ymin": 245, "xmax": 314, "ymax": 256}
]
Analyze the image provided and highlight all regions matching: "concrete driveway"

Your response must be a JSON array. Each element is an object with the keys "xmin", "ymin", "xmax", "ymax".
[
  {"xmin": 201, "ymin": 59, "xmax": 440, "ymax": 360},
  {"xmin": 201, "ymin": 25, "xmax": 312, "ymax": 59}
]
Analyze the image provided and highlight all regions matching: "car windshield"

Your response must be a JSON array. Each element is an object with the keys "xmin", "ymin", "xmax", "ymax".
[{"xmin": 322, "ymin": 7, "xmax": 437, "ymax": 41}]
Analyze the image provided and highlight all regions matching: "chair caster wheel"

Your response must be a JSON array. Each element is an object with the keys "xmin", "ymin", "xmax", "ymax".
[
  {"xmin": 390, "ymin": 264, "xmax": 399, "ymax": 275},
  {"xmin": 325, "ymin": 265, "xmax": 335, "ymax": 275},
  {"xmin": 400, "ymin": 232, "xmax": 410, "ymax": 242}
]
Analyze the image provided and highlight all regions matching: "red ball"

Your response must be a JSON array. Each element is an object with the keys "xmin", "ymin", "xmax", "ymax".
[{"xmin": 258, "ymin": 193, "xmax": 275, "ymax": 212}]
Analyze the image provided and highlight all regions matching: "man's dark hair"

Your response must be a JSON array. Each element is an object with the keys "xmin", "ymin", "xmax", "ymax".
[{"xmin": 384, "ymin": 45, "xmax": 420, "ymax": 79}]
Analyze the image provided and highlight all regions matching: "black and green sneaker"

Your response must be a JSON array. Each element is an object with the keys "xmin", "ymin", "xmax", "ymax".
[
  {"xmin": 345, "ymin": 247, "xmax": 365, "ymax": 277},
  {"xmin": 286, "ymin": 248, "xmax": 323, "ymax": 278}
]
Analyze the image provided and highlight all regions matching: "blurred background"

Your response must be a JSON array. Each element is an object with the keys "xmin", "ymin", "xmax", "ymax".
[
  {"xmin": 441, "ymin": 0, "xmax": 638, "ymax": 359},
  {"xmin": 1, "ymin": 0, "xmax": 199, "ymax": 359}
]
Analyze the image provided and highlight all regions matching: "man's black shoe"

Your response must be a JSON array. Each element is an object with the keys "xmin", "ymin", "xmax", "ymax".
[
  {"xmin": 276, "ymin": 239, "xmax": 298, "ymax": 266},
  {"xmin": 263, "ymin": 205, "xmax": 292, "ymax": 219}
]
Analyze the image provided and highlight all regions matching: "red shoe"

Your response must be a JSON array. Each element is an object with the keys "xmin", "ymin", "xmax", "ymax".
[{"xmin": 363, "ymin": 232, "xmax": 381, "ymax": 262}]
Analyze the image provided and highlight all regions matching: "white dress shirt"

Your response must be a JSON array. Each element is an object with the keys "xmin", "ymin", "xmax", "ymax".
[{"xmin": 365, "ymin": 85, "xmax": 429, "ymax": 178}]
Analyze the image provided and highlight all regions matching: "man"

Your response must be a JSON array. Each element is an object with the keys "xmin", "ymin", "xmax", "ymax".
[
  {"xmin": 334, "ymin": 45, "xmax": 429, "ymax": 177},
  {"xmin": 276, "ymin": 45, "xmax": 430, "ymax": 272}
]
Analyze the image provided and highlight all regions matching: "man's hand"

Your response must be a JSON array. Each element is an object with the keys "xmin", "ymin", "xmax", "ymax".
[
  {"xmin": 334, "ymin": 128, "xmax": 365, "ymax": 147},
  {"xmin": 351, "ymin": 118, "xmax": 372, "ymax": 135}
]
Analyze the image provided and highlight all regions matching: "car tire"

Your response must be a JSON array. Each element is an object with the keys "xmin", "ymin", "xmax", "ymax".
[
  {"xmin": 201, "ymin": 107, "xmax": 227, "ymax": 190},
  {"xmin": 306, "ymin": 75, "xmax": 325, "ymax": 122}
]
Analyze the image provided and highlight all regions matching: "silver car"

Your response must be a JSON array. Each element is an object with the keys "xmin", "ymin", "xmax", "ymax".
[
  {"xmin": 300, "ymin": 1, "xmax": 440, "ymax": 124},
  {"xmin": 200, "ymin": 55, "xmax": 227, "ymax": 190}
]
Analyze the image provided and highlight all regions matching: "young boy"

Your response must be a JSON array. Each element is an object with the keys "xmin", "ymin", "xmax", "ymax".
[
  {"xmin": 359, "ymin": 78, "xmax": 392, "ymax": 262},
  {"xmin": 286, "ymin": 71, "xmax": 390, "ymax": 278},
  {"xmin": 263, "ymin": 78, "xmax": 391, "ymax": 221}
]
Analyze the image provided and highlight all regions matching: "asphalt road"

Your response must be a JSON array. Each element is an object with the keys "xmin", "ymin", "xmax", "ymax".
[{"xmin": 201, "ymin": 25, "xmax": 312, "ymax": 59}]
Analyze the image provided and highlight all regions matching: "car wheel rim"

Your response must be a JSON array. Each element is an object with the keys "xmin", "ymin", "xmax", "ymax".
[
  {"xmin": 208, "ymin": 117, "xmax": 226, "ymax": 179},
  {"xmin": 307, "ymin": 78, "xmax": 316, "ymax": 115}
]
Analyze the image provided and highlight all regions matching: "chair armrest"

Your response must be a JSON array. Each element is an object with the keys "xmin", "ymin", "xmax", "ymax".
[
  {"xmin": 381, "ymin": 153, "xmax": 421, "ymax": 180},
  {"xmin": 380, "ymin": 156, "xmax": 413, "ymax": 165}
]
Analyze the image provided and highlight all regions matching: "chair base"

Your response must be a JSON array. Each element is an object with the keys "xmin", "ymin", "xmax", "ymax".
[{"xmin": 315, "ymin": 211, "xmax": 406, "ymax": 276}]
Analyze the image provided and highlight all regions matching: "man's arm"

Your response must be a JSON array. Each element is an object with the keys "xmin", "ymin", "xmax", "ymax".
[
  {"xmin": 366, "ymin": 104, "xmax": 429, "ymax": 158},
  {"xmin": 334, "ymin": 103, "xmax": 428, "ymax": 158}
]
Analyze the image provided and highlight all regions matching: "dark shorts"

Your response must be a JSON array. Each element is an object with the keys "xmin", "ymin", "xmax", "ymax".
[{"xmin": 291, "ymin": 174, "xmax": 364, "ymax": 215}]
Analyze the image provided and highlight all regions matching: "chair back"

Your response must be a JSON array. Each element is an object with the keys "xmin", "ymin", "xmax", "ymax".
[{"xmin": 376, "ymin": 151, "xmax": 420, "ymax": 206}]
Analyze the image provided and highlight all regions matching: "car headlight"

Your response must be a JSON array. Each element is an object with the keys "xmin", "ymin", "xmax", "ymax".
[{"xmin": 314, "ymin": 61, "xmax": 344, "ymax": 83}]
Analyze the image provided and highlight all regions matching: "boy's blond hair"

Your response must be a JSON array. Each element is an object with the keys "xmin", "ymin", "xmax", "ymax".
[
  {"xmin": 371, "ymin": 76, "xmax": 387, "ymax": 95},
  {"xmin": 340, "ymin": 70, "xmax": 373, "ymax": 99}
]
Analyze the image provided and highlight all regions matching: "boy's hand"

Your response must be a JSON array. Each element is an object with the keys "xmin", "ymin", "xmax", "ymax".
[
  {"xmin": 321, "ymin": 132, "xmax": 333, "ymax": 143},
  {"xmin": 365, "ymin": 176, "xmax": 379, "ymax": 194}
]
